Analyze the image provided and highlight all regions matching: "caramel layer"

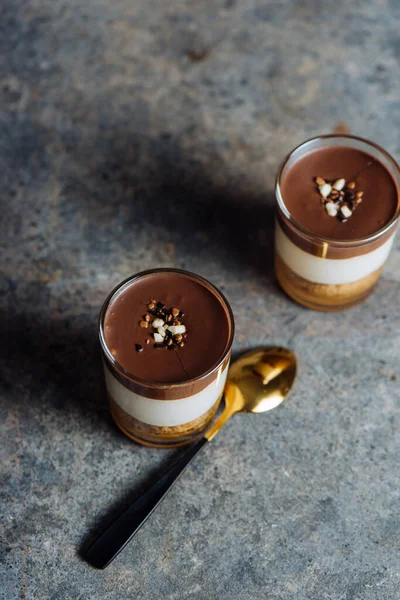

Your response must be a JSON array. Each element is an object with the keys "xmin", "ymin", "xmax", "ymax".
[
  {"xmin": 109, "ymin": 392, "xmax": 222, "ymax": 446},
  {"xmin": 275, "ymin": 254, "xmax": 382, "ymax": 311}
]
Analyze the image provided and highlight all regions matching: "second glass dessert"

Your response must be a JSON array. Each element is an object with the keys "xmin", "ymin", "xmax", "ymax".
[
  {"xmin": 275, "ymin": 135, "xmax": 400, "ymax": 311},
  {"xmin": 99, "ymin": 269, "xmax": 234, "ymax": 448}
]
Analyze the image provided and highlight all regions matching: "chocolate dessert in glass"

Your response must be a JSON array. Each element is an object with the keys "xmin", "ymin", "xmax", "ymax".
[
  {"xmin": 275, "ymin": 135, "xmax": 400, "ymax": 311},
  {"xmin": 99, "ymin": 269, "xmax": 234, "ymax": 447}
]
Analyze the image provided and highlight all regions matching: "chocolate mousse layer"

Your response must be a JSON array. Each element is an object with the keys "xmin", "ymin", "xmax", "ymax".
[
  {"xmin": 280, "ymin": 146, "xmax": 398, "ymax": 241},
  {"xmin": 102, "ymin": 270, "xmax": 233, "ymax": 398}
]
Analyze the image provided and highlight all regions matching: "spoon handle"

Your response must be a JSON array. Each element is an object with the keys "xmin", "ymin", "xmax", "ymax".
[{"xmin": 85, "ymin": 436, "xmax": 208, "ymax": 569}]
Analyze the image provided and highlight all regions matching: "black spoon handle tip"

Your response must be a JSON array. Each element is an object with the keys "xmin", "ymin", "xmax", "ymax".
[{"xmin": 85, "ymin": 436, "xmax": 209, "ymax": 569}]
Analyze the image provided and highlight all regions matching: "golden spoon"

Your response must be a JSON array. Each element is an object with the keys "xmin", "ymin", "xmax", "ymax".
[
  {"xmin": 205, "ymin": 346, "xmax": 297, "ymax": 441},
  {"xmin": 85, "ymin": 346, "xmax": 297, "ymax": 569}
]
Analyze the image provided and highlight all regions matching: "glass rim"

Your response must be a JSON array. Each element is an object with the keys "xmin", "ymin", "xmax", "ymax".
[
  {"xmin": 275, "ymin": 134, "xmax": 400, "ymax": 247},
  {"xmin": 99, "ymin": 268, "xmax": 235, "ymax": 390}
]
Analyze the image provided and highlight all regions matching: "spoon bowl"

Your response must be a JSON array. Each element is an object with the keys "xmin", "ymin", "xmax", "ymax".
[
  {"xmin": 229, "ymin": 346, "xmax": 297, "ymax": 413},
  {"xmin": 205, "ymin": 346, "xmax": 297, "ymax": 440}
]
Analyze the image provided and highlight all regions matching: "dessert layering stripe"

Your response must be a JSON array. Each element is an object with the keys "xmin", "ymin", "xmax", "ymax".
[
  {"xmin": 275, "ymin": 222, "xmax": 395, "ymax": 285},
  {"xmin": 104, "ymin": 363, "xmax": 228, "ymax": 427}
]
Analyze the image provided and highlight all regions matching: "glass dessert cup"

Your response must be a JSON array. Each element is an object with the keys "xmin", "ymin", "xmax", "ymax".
[
  {"xmin": 99, "ymin": 269, "xmax": 235, "ymax": 448},
  {"xmin": 275, "ymin": 135, "xmax": 400, "ymax": 311}
]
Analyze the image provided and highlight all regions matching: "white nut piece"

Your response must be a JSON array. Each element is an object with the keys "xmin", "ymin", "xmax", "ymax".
[
  {"xmin": 157, "ymin": 327, "xmax": 166, "ymax": 337},
  {"xmin": 319, "ymin": 183, "xmax": 332, "ymax": 198},
  {"xmin": 325, "ymin": 202, "xmax": 338, "ymax": 217},
  {"xmin": 153, "ymin": 333, "xmax": 164, "ymax": 343},
  {"xmin": 152, "ymin": 318, "xmax": 164, "ymax": 328},
  {"xmin": 168, "ymin": 325, "xmax": 186, "ymax": 335},
  {"xmin": 333, "ymin": 178, "xmax": 346, "ymax": 191},
  {"xmin": 340, "ymin": 205, "xmax": 352, "ymax": 218}
]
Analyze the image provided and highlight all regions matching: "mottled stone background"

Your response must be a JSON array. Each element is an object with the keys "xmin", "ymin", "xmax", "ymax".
[{"xmin": 1, "ymin": 1, "xmax": 400, "ymax": 599}]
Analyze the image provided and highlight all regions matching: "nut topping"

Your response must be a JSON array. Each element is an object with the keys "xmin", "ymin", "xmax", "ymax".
[
  {"xmin": 168, "ymin": 325, "xmax": 186, "ymax": 335},
  {"xmin": 152, "ymin": 318, "xmax": 165, "ymax": 328},
  {"xmin": 340, "ymin": 205, "xmax": 352, "ymax": 219},
  {"xmin": 319, "ymin": 183, "xmax": 332, "ymax": 198},
  {"xmin": 314, "ymin": 175, "xmax": 364, "ymax": 222},
  {"xmin": 333, "ymin": 178, "xmax": 345, "ymax": 191},
  {"xmin": 325, "ymin": 202, "xmax": 338, "ymax": 217},
  {"xmin": 137, "ymin": 299, "xmax": 188, "ymax": 350}
]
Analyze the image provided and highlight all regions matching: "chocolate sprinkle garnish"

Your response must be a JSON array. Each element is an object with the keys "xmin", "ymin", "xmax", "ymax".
[{"xmin": 135, "ymin": 344, "xmax": 144, "ymax": 353}]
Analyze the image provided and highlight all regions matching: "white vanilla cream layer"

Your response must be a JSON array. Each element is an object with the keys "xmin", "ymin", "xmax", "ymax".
[
  {"xmin": 104, "ymin": 363, "xmax": 228, "ymax": 427},
  {"xmin": 276, "ymin": 222, "xmax": 395, "ymax": 285}
]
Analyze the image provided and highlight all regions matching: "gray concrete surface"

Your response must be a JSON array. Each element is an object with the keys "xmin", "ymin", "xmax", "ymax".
[{"xmin": 1, "ymin": 1, "xmax": 400, "ymax": 598}]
